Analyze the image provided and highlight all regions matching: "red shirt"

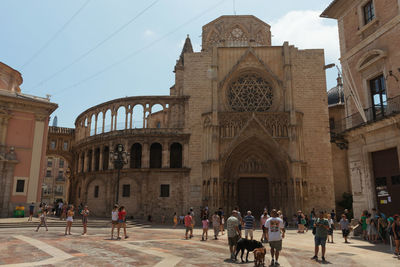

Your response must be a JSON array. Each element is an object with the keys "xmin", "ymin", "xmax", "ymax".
[
  {"xmin": 184, "ymin": 215, "xmax": 192, "ymax": 227},
  {"xmin": 118, "ymin": 210, "xmax": 126, "ymax": 220}
]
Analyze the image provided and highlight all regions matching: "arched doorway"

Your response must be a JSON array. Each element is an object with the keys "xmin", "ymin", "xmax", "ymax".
[{"xmin": 221, "ymin": 135, "xmax": 291, "ymax": 217}]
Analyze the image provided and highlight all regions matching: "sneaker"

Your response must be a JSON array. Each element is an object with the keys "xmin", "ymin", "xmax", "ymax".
[
  {"xmin": 117, "ymin": 237, "xmax": 121, "ymax": 240},
  {"xmin": 275, "ymin": 261, "xmax": 280, "ymax": 266},
  {"xmin": 322, "ymin": 257, "xmax": 326, "ymax": 263},
  {"xmin": 125, "ymin": 236, "xmax": 129, "ymax": 239},
  {"xmin": 271, "ymin": 259, "xmax": 275, "ymax": 265},
  {"xmin": 311, "ymin": 255, "xmax": 318, "ymax": 261}
]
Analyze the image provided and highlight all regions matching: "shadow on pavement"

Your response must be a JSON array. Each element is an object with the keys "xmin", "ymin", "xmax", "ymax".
[{"xmin": 351, "ymin": 245, "xmax": 394, "ymax": 255}]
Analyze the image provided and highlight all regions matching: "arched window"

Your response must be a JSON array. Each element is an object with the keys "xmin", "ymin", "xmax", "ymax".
[
  {"xmin": 170, "ymin": 143, "xmax": 182, "ymax": 168},
  {"xmin": 150, "ymin": 143, "xmax": 162, "ymax": 168},
  {"xmin": 130, "ymin": 143, "xmax": 142, "ymax": 168},
  {"xmin": 103, "ymin": 146, "xmax": 109, "ymax": 170}
]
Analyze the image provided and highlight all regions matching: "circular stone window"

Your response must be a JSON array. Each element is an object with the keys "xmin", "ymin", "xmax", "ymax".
[{"xmin": 228, "ymin": 73, "xmax": 273, "ymax": 112}]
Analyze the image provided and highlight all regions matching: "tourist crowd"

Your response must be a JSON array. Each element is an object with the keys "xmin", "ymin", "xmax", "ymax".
[{"xmin": 29, "ymin": 202, "xmax": 400, "ymax": 262}]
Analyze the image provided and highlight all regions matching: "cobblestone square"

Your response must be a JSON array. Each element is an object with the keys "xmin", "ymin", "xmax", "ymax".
[{"xmin": 0, "ymin": 219, "xmax": 398, "ymax": 267}]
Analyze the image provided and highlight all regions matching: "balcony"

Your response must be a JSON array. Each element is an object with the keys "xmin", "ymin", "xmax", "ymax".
[{"xmin": 332, "ymin": 95, "xmax": 400, "ymax": 134}]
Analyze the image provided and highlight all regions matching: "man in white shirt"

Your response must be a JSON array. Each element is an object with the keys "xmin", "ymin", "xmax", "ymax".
[{"xmin": 265, "ymin": 209, "xmax": 285, "ymax": 266}]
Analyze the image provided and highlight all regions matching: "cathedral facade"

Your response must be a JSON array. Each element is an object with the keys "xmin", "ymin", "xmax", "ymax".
[{"xmin": 49, "ymin": 15, "xmax": 335, "ymax": 219}]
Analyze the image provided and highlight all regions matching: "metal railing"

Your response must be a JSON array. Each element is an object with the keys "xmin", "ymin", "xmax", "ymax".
[
  {"xmin": 332, "ymin": 95, "xmax": 400, "ymax": 133},
  {"xmin": 49, "ymin": 126, "xmax": 75, "ymax": 134}
]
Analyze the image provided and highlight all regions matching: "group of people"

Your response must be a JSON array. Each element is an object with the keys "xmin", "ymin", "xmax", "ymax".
[
  {"xmin": 33, "ymin": 202, "xmax": 90, "ymax": 236},
  {"xmin": 111, "ymin": 205, "xmax": 128, "ymax": 240},
  {"xmin": 225, "ymin": 208, "xmax": 285, "ymax": 265},
  {"xmin": 179, "ymin": 207, "xmax": 226, "ymax": 240},
  {"xmin": 360, "ymin": 209, "xmax": 400, "ymax": 256}
]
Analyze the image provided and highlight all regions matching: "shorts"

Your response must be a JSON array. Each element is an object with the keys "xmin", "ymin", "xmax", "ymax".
[
  {"xmin": 66, "ymin": 217, "xmax": 73, "ymax": 222},
  {"xmin": 112, "ymin": 220, "xmax": 118, "ymax": 225},
  {"xmin": 245, "ymin": 229, "xmax": 254, "ymax": 238},
  {"xmin": 269, "ymin": 240, "xmax": 282, "ymax": 251},
  {"xmin": 118, "ymin": 219, "xmax": 125, "ymax": 223},
  {"xmin": 342, "ymin": 229, "xmax": 350, "ymax": 237},
  {"xmin": 82, "ymin": 217, "xmax": 88, "ymax": 225},
  {"xmin": 29, "ymin": 211, "xmax": 33, "ymax": 216},
  {"xmin": 314, "ymin": 236, "xmax": 327, "ymax": 247},
  {"xmin": 228, "ymin": 235, "xmax": 239, "ymax": 246},
  {"xmin": 395, "ymin": 232, "xmax": 400, "ymax": 241},
  {"xmin": 185, "ymin": 226, "xmax": 192, "ymax": 233},
  {"xmin": 328, "ymin": 228, "xmax": 333, "ymax": 235}
]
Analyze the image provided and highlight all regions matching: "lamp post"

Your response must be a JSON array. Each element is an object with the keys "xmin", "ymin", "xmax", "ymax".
[{"xmin": 110, "ymin": 144, "xmax": 129, "ymax": 204}]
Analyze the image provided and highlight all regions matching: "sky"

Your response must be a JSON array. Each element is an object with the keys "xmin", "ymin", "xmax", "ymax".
[{"xmin": 0, "ymin": 0, "xmax": 339, "ymax": 128}]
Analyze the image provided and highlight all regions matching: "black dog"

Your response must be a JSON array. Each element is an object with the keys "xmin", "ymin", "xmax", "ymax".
[{"xmin": 235, "ymin": 238, "xmax": 264, "ymax": 262}]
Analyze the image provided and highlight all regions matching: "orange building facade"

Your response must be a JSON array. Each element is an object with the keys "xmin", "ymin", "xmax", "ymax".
[{"xmin": 0, "ymin": 62, "xmax": 57, "ymax": 217}]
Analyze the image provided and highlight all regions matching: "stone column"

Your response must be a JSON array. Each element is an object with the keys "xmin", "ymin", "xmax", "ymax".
[
  {"xmin": 142, "ymin": 143, "xmax": 149, "ymax": 168},
  {"xmin": 162, "ymin": 142, "xmax": 169, "ymax": 168},
  {"xmin": 99, "ymin": 145, "xmax": 104, "ymax": 171},
  {"xmin": 102, "ymin": 113, "xmax": 105, "ymax": 133},
  {"xmin": 84, "ymin": 150, "xmax": 89, "ymax": 172},
  {"xmin": 125, "ymin": 111, "xmax": 128, "ymax": 130},
  {"xmin": 0, "ymin": 161, "xmax": 17, "ymax": 217},
  {"xmin": 108, "ymin": 141, "xmax": 114, "ymax": 170},
  {"xmin": 183, "ymin": 143, "xmax": 189, "ymax": 168},
  {"xmin": 94, "ymin": 114, "xmax": 98, "ymax": 135},
  {"xmin": 123, "ymin": 140, "xmax": 129, "ymax": 169},
  {"xmin": 110, "ymin": 114, "xmax": 114, "ymax": 131},
  {"xmin": 129, "ymin": 110, "xmax": 133, "ymax": 129},
  {"xmin": 91, "ymin": 147, "xmax": 95, "ymax": 172},
  {"xmin": 77, "ymin": 152, "xmax": 82, "ymax": 173}
]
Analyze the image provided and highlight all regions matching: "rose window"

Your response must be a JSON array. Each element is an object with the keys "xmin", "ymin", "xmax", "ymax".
[{"xmin": 228, "ymin": 74, "xmax": 273, "ymax": 112}]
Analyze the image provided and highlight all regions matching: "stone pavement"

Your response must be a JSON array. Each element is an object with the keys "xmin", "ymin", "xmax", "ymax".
[{"xmin": 0, "ymin": 222, "xmax": 398, "ymax": 266}]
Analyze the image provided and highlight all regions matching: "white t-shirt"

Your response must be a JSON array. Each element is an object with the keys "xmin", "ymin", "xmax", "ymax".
[
  {"xmin": 264, "ymin": 217, "xmax": 284, "ymax": 241},
  {"xmin": 112, "ymin": 211, "xmax": 118, "ymax": 221}
]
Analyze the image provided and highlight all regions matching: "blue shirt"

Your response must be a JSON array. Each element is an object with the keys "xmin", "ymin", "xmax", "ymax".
[{"xmin": 244, "ymin": 215, "xmax": 255, "ymax": 229}]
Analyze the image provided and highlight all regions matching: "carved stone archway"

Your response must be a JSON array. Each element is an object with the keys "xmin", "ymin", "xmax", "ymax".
[{"xmin": 219, "ymin": 116, "xmax": 294, "ymax": 216}]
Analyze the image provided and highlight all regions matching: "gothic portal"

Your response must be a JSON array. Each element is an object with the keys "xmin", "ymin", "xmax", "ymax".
[{"xmin": 52, "ymin": 15, "xmax": 335, "ymax": 220}]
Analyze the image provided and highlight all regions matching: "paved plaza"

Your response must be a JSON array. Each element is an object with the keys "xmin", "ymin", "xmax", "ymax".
[{"xmin": 0, "ymin": 218, "xmax": 398, "ymax": 266}]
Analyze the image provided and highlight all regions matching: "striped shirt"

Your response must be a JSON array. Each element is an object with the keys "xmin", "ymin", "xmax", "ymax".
[{"xmin": 244, "ymin": 215, "xmax": 255, "ymax": 229}]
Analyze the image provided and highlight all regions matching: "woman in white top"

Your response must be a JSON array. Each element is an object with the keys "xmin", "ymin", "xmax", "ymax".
[
  {"xmin": 327, "ymin": 214, "xmax": 335, "ymax": 243},
  {"xmin": 111, "ymin": 205, "xmax": 119, "ymax": 240},
  {"xmin": 65, "ymin": 205, "xmax": 74, "ymax": 235}
]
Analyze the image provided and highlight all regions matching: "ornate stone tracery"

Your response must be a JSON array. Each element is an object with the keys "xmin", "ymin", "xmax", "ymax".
[
  {"xmin": 218, "ymin": 112, "xmax": 290, "ymax": 138},
  {"xmin": 238, "ymin": 155, "xmax": 268, "ymax": 173},
  {"xmin": 228, "ymin": 73, "xmax": 273, "ymax": 112}
]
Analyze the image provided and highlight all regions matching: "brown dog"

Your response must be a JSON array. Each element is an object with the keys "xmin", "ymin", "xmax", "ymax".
[{"xmin": 253, "ymin": 247, "xmax": 266, "ymax": 266}]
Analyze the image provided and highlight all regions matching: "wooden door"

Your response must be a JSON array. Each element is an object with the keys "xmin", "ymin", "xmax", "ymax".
[
  {"xmin": 238, "ymin": 178, "xmax": 269, "ymax": 219},
  {"xmin": 371, "ymin": 148, "xmax": 400, "ymax": 215}
]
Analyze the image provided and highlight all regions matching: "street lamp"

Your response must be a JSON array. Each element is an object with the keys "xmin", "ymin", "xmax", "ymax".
[{"xmin": 110, "ymin": 144, "xmax": 129, "ymax": 204}]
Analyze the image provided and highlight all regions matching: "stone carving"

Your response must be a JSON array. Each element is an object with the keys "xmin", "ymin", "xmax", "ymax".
[
  {"xmin": 228, "ymin": 73, "xmax": 273, "ymax": 112},
  {"xmin": 219, "ymin": 112, "xmax": 289, "ymax": 138},
  {"xmin": 238, "ymin": 155, "xmax": 267, "ymax": 173}
]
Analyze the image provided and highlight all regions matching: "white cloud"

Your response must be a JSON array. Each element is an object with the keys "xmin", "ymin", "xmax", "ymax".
[
  {"xmin": 144, "ymin": 29, "xmax": 155, "ymax": 36},
  {"xmin": 271, "ymin": 10, "xmax": 340, "ymax": 65}
]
